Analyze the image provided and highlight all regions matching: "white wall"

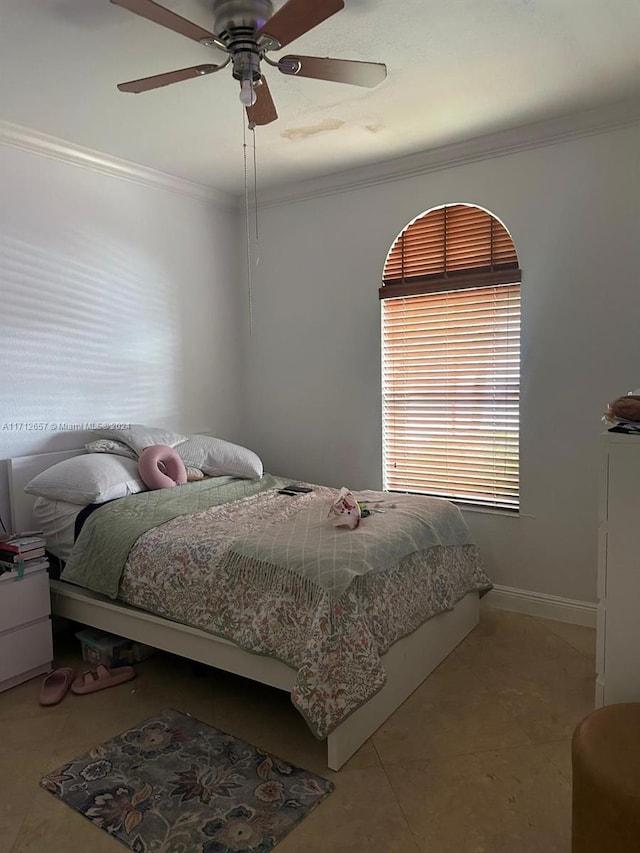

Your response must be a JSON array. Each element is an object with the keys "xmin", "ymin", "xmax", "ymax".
[
  {"xmin": 239, "ymin": 122, "xmax": 640, "ymax": 604},
  {"xmin": 0, "ymin": 143, "xmax": 243, "ymax": 529}
]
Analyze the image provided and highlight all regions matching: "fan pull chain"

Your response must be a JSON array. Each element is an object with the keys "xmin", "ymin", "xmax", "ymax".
[
  {"xmin": 252, "ymin": 125, "xmax": 259, "ymax": 245},
  {"xmin": 242, "ymin": 116, "xmax": 254, "ymax": 336}
]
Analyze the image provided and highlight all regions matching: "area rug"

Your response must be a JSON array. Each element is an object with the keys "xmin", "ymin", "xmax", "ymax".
[{"xmin": 40, "ymin": 708, "xmax": 334, "ymax": 852}]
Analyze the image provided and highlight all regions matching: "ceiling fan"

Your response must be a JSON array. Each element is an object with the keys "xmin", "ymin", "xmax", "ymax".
[{"xmin": 110, "ymin": 0, "xmax": 387, "ymax": 128}]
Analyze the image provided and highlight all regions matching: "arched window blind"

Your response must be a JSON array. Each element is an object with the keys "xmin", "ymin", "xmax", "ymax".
[{"xmin": 380, "ymin": 204, "xmax": 521, "ymax": 510}]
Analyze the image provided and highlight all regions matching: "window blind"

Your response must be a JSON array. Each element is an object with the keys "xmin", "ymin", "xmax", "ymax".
[
  {"xmin": 382, "ymin": 284, "xmax": 521, "ymax": 508},
  {"xmin": 381, "ymin": 204, "xmax": 519, "ymax": 299},
  {"xmin": 380, "ymin": 204, "xmax": 521, "ymax": 510}
]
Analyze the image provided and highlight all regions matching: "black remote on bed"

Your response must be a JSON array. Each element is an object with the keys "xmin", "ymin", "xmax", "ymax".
[{"xmin": 284, "ymin": 484, "xmax": 313, "ymax": 493}]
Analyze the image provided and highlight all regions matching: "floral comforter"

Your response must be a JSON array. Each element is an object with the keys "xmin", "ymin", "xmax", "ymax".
[{"xmin": 110, "ymin": 483, "xmax": 490, "ymax": 738}]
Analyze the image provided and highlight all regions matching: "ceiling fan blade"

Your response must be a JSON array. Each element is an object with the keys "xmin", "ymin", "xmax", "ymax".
[
  {"xmin": 246, "ymin": 77, "xmax": 278, "ymax": 127},
  {"xmin": 117, "ymin": 64, "xmax": 220, "ymax": 93},
  {"xmin": 279, "ymin": 55, "xmax": 387, "ymax": 87},
  {"xmin": 256, "ymin": 0, "xmax": 344, "ymax": 49},
  {"xmin": 110, "ymin": 0, "xmax": 224, "ymax": 47}
]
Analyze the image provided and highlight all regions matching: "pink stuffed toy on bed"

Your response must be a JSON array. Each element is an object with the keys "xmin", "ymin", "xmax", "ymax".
[{"xmin": 138, "ymin": 445, "xmax": 187, "ymax": 490}]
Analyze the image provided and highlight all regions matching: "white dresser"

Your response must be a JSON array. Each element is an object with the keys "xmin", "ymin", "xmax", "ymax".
[
  {"xmin": 596, "ymin": 431, "xmax": 640, "ymax": 707},
  {"xmin": 0, "ymin": 569, "xmax": 53, "ymax": 692}
]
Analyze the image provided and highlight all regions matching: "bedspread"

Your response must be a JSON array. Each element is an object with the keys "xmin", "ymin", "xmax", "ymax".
[
  {"xmin": 61, "ymin": 476, "xmax": 284, "ymax": 598},
  {"xmin": 61, "ymin": 478, "xmax": 491, "ymax": 738},
  {"xmin": 220, "ymin": 487, "xmax": 474, "ymax": 599}
]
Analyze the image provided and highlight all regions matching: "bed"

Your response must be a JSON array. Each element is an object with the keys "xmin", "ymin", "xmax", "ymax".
[{"xmin": 9, "ymin": 447, "xmax": 489, "ymax": 770}]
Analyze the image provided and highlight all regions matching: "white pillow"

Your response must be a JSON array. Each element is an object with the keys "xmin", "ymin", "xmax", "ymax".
[
  {"xmin": 90, "ymin": 425, "xmax": 188, "ymax": 455},
  {"xmin": 33, "ymin": 497, "xmax": 83, "ymax": 561},
  {"xmin": 177, "ymin": 435, "xmax": 263, "ymax": 479},
  {"xmin": 25, "ymin": 454, "xmax": 147, "ymax": 505},
  {"xmin": 86, "ymin": 439, "xmax": 205, "ymax": 481},
  {"xmin": 85, "ymin": 438, "xmax": 138, "ymax": 460}
]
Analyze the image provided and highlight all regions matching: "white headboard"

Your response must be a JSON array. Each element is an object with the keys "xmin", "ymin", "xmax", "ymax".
[{"xmin": 8, "ymin": 450, "xmax": 84, "ymax": 533}]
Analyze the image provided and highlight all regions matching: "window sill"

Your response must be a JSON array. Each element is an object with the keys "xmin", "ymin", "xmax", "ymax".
[
  {"xmin": 386, "ymin": 490, "xmax": 524, "ymax": 518},
  {"xmin": 457, "ymin": 504, "xmax": 523, "ymax": 518}
]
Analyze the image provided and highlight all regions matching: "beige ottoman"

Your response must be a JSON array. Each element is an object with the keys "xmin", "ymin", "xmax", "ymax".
[{"xmin": 572, "ymin": 703, "xmax": 640, "ymax": 852}]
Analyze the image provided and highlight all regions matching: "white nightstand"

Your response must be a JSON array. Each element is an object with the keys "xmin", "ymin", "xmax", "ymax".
[{"xmin": 0, "ymin": 570, "xmax": 53, "ymax": 692}]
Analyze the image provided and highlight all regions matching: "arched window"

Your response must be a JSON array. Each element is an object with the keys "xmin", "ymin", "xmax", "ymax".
[{"xmin": 380, "ymin": 204, "xmax": 521, "ymax": 510}]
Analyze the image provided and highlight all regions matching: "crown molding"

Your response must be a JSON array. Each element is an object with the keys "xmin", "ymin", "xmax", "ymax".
[
  {"xmin": 3, "ymin": 95, "xmax": 639, "ymax": 213},
  {"xmin": 0, "ymin": 120, "xmax": 235, "ymax": 209},
  {"xmin": 253, "ymin": 96, "xmax": 640, "ymax": 209}
]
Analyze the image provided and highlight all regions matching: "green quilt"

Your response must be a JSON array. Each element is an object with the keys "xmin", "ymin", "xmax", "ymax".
[{"xmin": 61, "ymin": 474, "xmax": 285, "ymax": 598}]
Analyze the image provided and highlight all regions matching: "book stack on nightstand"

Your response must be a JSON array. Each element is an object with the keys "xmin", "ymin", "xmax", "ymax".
[
  {"xmin": 0, "ymin": 536, "xmax": 50, "ymax": 580},
  {"xmin": 0, "ymin": 536, "xmax": 53, "ymax": 692}
]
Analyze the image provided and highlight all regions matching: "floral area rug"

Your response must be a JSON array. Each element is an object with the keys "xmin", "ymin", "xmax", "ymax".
[{"xmin": 40, "ymin": 709, "xmax": 334, "ymax": 852}]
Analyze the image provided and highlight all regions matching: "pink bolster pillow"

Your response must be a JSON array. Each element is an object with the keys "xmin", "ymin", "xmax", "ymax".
[{"xmin": 138, "ymin": 444, "xmax": 188, "ymax": 490}]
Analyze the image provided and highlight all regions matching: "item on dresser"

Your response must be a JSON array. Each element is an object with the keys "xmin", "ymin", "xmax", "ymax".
[{"xmin": 603, "ymin": 391, "xmax": 640, "ymax": 433}]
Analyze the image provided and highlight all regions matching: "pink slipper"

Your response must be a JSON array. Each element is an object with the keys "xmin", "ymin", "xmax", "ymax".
[
  {"xmin": 39, "ymin": 667, "xmax": 74, "ymax": 706},
  {"xmin": 71, "ymin": 663, "xmax": 136, "ymax": 695}
]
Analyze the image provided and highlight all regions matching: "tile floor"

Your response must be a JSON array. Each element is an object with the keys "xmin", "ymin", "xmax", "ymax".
[{"xmin": 0, "ymin": 608, "xmax": 595, "ymax": 852}]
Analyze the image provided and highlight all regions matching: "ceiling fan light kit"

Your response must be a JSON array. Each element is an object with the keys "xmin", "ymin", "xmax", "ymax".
[{"xmin": 110, "ymin": 0, "xmax": 387, "ymax": 126}]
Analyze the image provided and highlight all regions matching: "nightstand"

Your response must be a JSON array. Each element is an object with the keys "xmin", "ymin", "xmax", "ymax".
[{"xmin": 0, "ymin": 569, "xmax": 53, "ymax": 691}]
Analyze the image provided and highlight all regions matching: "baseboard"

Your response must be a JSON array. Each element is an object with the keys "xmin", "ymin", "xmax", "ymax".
[{"xmin": 481, "ymin": 584, "xmax": 597, "ymax": 628}]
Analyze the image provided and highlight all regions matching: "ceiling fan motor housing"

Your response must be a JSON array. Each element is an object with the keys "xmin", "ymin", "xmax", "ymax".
[
  {"xmin": 213, "ymin": 0, "xmax": 273, "ymax": 83},
  {"xmin": 213, "ymin": 0, "xmax": 273, "ymax": 32}
]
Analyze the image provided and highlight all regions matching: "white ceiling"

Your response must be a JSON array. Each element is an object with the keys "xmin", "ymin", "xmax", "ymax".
[{"xmin": 1, "ymin": 0, "xmax": 639, "ymax": 195}]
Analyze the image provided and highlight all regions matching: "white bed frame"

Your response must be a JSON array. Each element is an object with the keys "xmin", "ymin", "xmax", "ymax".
[{"xmin": 9, "ymin": 450, "xmax": 479, "ymax": 771}]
